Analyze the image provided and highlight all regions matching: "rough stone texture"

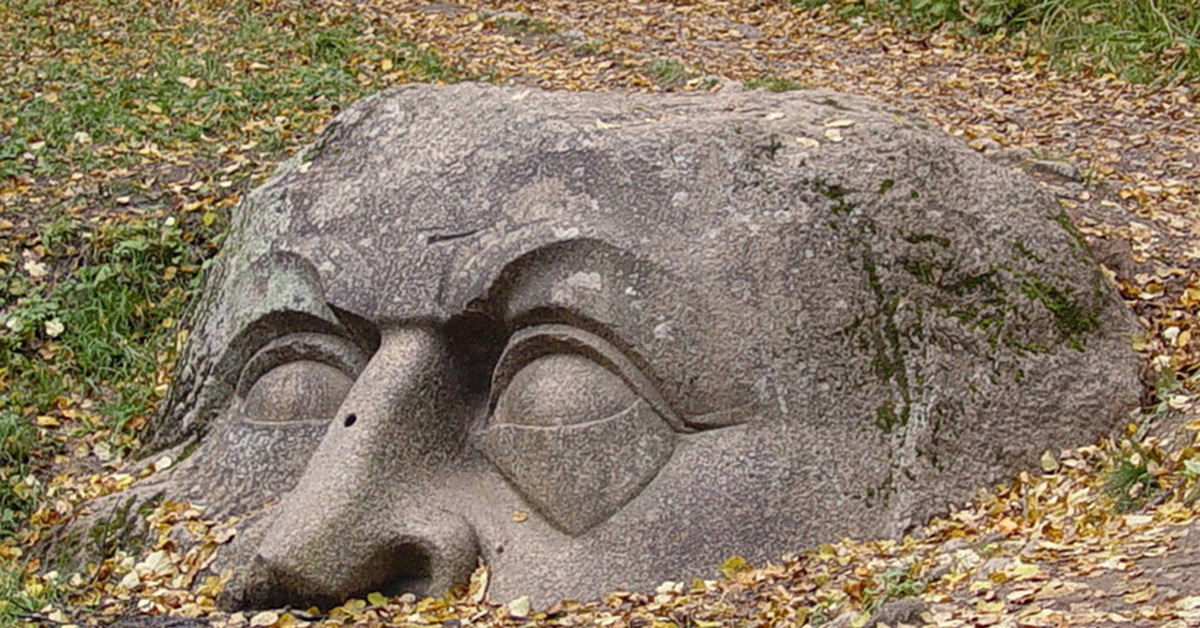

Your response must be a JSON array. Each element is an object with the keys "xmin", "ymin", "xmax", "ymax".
[{"xmin": 132, "ymin": 83, "xmax": 1139, "ymax": 609}]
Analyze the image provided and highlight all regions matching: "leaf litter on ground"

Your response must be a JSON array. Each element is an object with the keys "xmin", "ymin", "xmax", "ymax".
[{"xmin": 1, "ymin": 0, "xmax": 1199, "ymax": 627}]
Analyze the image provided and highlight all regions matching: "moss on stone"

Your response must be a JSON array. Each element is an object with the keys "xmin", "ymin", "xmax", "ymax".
[
  {"xmin": 1012, "ymin": 241, "xmax": 1043, "ymax": 262},
  {"xmin": 821, "ymin": 97, "xmax": 850, "ymax": 111},
  {"xmin": 818, "ymin": 182, "xmax": 853, "ymax": 214},
  {"xmin": 1020, "ymin": 276, "xmax": 1101, "ymax": 350},
  {"xmin": 902, "ymin": 232, "xmax": 951, "ymax": 247},
  {"xmin": 1050, "ymin": 211, "xmax": 1090, "ymax": 254}
]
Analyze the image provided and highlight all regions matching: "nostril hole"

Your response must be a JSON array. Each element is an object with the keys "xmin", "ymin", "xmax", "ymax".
[
  {"xmin": 344, "ymin": 413, "xmax": 357, "ymax": 427},
  {"xmin": 381, "ymin": 543, "xmax": 433, "ymax": 598}
]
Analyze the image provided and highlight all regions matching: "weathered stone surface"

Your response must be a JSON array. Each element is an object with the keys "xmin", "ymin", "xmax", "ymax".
[{"xmin": 136, "ymin": 83, "xmax": 1139, "ymax": 609}]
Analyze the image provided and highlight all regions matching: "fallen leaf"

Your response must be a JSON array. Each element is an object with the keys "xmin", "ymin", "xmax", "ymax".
[
  {"xmin": 507, "ymin": 595, "xmax": 531, "ymax": 618},
  {"xmin": 796, "ymin": 136, "xmax": 821, "ymax": 149},
  {"xmin": 24, "ymin": 259, "xmax": 48, "ymax": 279}
]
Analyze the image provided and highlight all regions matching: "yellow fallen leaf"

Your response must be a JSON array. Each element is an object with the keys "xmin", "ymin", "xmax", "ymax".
[
  {"xmin": 975, "ymin": 600, "xmax": 1005, "ymax": 613},
  {"xmin": 1006, "ymin": 561, "xmax": 1042, "ymax": 580},
  {"xmin": 24, "ymin": 260, "xmax": 48, "ymax": 279},
  {"xmin": 249, "ymin": 610, "xmax": 279, "ymax": 627},
  {"xmin": 36, "ymin": 415, "xmax": 59, "ymax": 427},
  {"xmin": 1123, "ymin": 514, "xmax": 1154, "ymax": 527},
  {"xmin": 1177, "ymin": 595, "xmax": 1200, "ymax": 610},
  {"xmin": 511, "ymin": 510, "xmax": 528, "ymax": 522},
  {"xmin": 468, "ymin": 564, "xmax": 489, "ymax": 603},
  {"xmin": 1040, "ymin": 450, "xmax": 1059, "ymax": 472},
  {"xmin": 720, "ymin": 555, "xmax": 749, "ymax": 578},
  {"xmin": 507, "ymin": 595, "xmax": 531, "ymax": 618},
  {"xmin": 1006, "ymin": 588, "xmax": 1036, "ymax": 604},
  {"xmin": 336, "ymin": 598, "xmax": 366, "ymax": 617},
  {"xmin": 367, "ymin": 591, "xmax": 388, "ymax": 606},
  {"xmin": 823, "ymin": 128, "xmax": 844, "ymax": 142},
  {"xmin": 796, "ymin": 136, "xmax": 821, "ymax": 150},
  {"xmin": 824, "ymin": 118, "xmax": 856, "ymax": 128},
  {"xmin": 595, "ymin": 119, "xmax": 621, "ymax": 130},
  {"xmin": 1122, "ymin": 585, "xmax": 1154, "ymax": 604}
]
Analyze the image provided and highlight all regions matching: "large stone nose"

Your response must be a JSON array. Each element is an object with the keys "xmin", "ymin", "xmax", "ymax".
[{"xmin": 255, "ymin": 326, "xmax": 479, "ymax": 608}]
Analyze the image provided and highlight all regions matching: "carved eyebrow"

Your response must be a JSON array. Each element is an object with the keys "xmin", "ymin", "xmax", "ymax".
[
  {"xmin": 480, "ymin": 239, "xmax": 759, "ymax": 424},
  {"xmin": 221, "ymin": 310, "xmax": 352, "ymax": 378}
]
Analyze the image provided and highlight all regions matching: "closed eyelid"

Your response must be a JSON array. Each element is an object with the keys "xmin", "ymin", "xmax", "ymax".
[
  {"xmin": 236, "ymin": 332, "xmax": 370, "ymax": 398},
  {"xmin": 490, "ymin": 324, "xmax": 688, "ymax": 432},
  {"xmin": 492, "ymin": 398, "xmax": 643, "ymax": 432},
  {"xmin": 490, "ymin": 323, "xmax": 761, "ymax": 431}
]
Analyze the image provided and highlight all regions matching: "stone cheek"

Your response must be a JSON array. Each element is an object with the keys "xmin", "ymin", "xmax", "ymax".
[
  {"xmin": 183, "ymin": 421, "xmax": 330, "ymax": 517},
  {"xmin": 481, "ymin": 399, "xmax": 675, "ymax": 537}
]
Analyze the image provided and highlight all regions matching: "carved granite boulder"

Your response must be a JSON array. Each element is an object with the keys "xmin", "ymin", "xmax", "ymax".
[{"xmin": 133, "ymin": 84, "xmax": 1139, "ymax": 608}]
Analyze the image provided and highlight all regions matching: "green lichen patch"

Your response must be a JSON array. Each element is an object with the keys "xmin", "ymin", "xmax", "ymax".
[
  {"xmin": 1020, "ymin": 277, "xmax": 1102, "ymax": 349},
  {"xmin": 902, "ymin": 233, "xmax": 951, "ymax": 248},
  {"xmin": 1012, "ymin": 241, "xmax": 1044, "ymax": 263},
  {"xmin": 1050, "ymin": 211, "xmax": 1091, "ymax": 256}
]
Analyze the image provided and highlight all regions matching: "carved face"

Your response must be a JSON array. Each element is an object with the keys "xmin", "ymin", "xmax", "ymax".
[{"xmin": 151, "ymin": 85, "xmax": 1136, "ymax": 609}]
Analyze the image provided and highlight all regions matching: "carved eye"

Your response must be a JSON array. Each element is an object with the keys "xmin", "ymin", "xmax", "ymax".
[
  {"xmin": 479, "ymin": 325, "xmax": 677, "ymax": 536},
  {"xmin": 236, "ymin": 333, "xmax": 368, "ymax": 425}
]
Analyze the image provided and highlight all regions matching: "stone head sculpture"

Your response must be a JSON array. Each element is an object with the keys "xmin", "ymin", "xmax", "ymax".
[{"xmin": 138, "ymin": 84, "xmax": 1139, "ymax": 609}]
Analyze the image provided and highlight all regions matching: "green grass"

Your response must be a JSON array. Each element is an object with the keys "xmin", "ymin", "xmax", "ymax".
[
  {"xmin": 0, "ymin": 214, "xmax": 221, "ymax": 537},
  {"xmin": 0, "ymin": 0, "xmax": 465, "ymax": 569},
  {"xmin": 490, "ymin": 15, "xmax": 558, "ymax": 37},
  {"xmin": 746, "ymin": 76, "xmax": 809, "ymax": 92},
  {"xmin": 794, "ymin": 0, "xmax": 1198, "ymax": 82},
  {"xmin": 0, "ymin": 563, "xmax": 59, "ymax": 628},
  {"xmin": 0, "ymin": 0, "xmax": 463, "ymax": 184},
  {"xmin": 645, "ymin": 58, "xmax": 696, "ymax": 88},
  {"xmin": 1103, "ymin": 438, "xmax": 1164, "ymax": 512}
]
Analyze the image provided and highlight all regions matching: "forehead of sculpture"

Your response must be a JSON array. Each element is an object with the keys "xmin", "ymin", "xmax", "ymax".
[
  {"xmin": 210, "ymin": 85, "xmax": 863, "ymax": 419},
  {"xmin": 237, "ymin": 96, "xmax": 820, "ymax": 321}
]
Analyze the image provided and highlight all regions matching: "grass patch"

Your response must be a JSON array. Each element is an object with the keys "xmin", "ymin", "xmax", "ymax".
[
  {"xmin": 0, "ymin": 563, "xmax": 59, "ymax": 628},
  {"xmin": 746, "ymin": 76, "xmax": 808, "ymax": 92},
  {"xmin": 794, "ymin": 0, "xmax": 1198, "ymax": 82},
  {"xmin": 1103, "ymin": 437, "xmax": 1165, "ymax": 512},
  {"xmin": 490, "ymin": 15, "xmax": 558, "ymax": 37},
  {"xmin": 0, "ymin": 0, "xmax": 463, "ymax": 187},
  {"xmin": 0, "ymin": 213, "xmax": 222, "ymax": 538},
  {"xmin": 0, "ymin": 0, "xmax": 465, "ymax": 569},
  {"xmin": 645, "ymin": 58, "xmax": 696, "ymax": 88}
]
